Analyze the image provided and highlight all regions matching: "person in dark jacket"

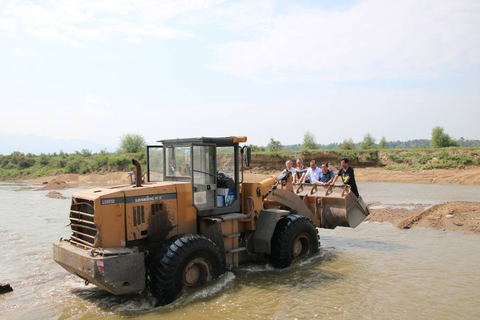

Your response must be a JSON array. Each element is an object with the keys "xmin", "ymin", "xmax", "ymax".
[{"xmin": 331, "ymin": 158, "xmax": 359, "ymax": 197}]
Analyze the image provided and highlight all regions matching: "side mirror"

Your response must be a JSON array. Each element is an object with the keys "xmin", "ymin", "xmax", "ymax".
[{"xmin": 246, "ymin": 146, "xmax": 252, "ymax": 167}]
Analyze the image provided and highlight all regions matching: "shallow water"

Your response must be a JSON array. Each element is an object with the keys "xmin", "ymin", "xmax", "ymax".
[
  {"xmin": 359, "ymin": 182, "xmax": 480, "ymax": 204},
  {"xmin": 1, "ymin": 182, "xmax": 479, "ymax": 319}
]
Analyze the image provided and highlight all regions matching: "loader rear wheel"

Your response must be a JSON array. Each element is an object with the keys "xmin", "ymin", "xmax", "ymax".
[
  {"xmin": 269, "ymin": 215, "xmax": 319, "ymax": 268},
  {"xmin": 147, "ymin": 234, "xmax": 223, "ymax": 306}
]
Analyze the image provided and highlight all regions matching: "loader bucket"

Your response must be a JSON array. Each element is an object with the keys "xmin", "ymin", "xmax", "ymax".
[{"xmin": 294, "ymin": 184, "xmax": 370, "ymax": 229}]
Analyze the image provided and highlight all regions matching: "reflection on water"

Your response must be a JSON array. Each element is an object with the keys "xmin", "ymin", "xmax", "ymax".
[{"xmin": 1, "ymin": 182, "xmax": 480, "ymax": 319}]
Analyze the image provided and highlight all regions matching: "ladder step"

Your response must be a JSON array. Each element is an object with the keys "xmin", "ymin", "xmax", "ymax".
[
  {"xmin": 226, "ymin": 247, "xmax": 246, "ymax": 253},
  {"xmin": 223, "ymin": 232, "xmax": 241, "ymax": 238}
]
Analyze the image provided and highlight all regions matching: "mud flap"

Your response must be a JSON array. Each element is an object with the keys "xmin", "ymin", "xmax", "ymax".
[{"xmin": 253, "ymin": 209, "xmax": 290, "ymax": 254}]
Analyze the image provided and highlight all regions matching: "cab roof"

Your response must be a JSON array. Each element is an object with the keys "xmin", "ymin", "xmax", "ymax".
[{"xmin": 157, "ymin": 136, "xmax": 247, "ymax": 147}]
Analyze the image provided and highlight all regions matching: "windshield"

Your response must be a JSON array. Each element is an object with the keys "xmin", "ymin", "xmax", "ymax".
[
  {"xmin": 148, "ymin": 146, "xmax": 164, "ymax": 182},
  {"xmin": 165, "ymin": 146, "xmax": 191, "ymax": 178}
]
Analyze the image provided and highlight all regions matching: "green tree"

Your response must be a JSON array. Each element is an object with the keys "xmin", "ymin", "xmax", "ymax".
[
  {"xmin": 430, "ymin": 126, "xmax": 460, "ymax": 148},
  {"xmin": 302, "ymin": 131, "xmax": 317, "ymax": 150},
  {"xmin": 267, "ymin": 138, "xmax": 282, "ymax": 152},
  {"xmin": 379, "ymin": 136, "xmax": 387, "ymax": 149},
  {"xmin": 339, "ymin": 138, "xmax": 356, "ymax": 150},
  {"xmin": 118, "ymin": 133, "xmax": 146, "ymax": 153},
  {"xmin": 250, "ymin": 145, "xmax": 266, "ymax": 152},
  {"xmin": 360, "ymin": 133, "xmax": 376, "ymax": 149}
]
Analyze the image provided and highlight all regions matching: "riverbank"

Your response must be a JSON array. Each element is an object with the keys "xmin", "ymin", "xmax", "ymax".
[
  {"xmin": 22, "ymin": 171, "xmax": 480, "ymax": 236},
  {"xmin": 366, "ymin": 202, "xmax": 480, "ymax": 234},
  {"xmin": 21, "ymin": 167, "xmax": 480, "ymax": 186},
  {"xmin": 2, "ymin": 147, "xmax": 480, "ymax": 181}
]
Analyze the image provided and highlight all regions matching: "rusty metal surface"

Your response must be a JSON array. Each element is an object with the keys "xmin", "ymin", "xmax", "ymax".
[
  {"xmin": 132, "ymin": 159, "xmax": 143, "ymax": 187},
  {"xmin": 267, "ymin": 183, "xmax": 369, "ymax": 229},
  {"xmin": 53, "ymin": 241, "xmax": 145, "ymax": 295}
]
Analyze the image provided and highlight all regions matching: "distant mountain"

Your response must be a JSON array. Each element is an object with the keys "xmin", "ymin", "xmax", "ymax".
[{"xmin": 0, "ymin": 132, "xmax": 112, "ymax": 155}]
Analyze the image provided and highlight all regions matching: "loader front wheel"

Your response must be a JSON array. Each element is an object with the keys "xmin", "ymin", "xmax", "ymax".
[
  {"xmin": 148, "ymin": 234, "xmax": 223, "ymax": 306},
  {"xmin": 269, "ymin": 215, "xmax": 319, "ymax": 268}
]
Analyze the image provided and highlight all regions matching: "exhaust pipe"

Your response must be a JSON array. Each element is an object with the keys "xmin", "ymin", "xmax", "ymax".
[{"xmin": 132, "ymin": 159, "xmax": 142, "ymax": 187}]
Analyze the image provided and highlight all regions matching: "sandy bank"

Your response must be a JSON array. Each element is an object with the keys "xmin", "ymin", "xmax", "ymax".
[
  {"xmin": 19, "ymin": 167, "xmax": 480, "ymax": 186},
  {"xmin": 28, "ymin": 172, "xmax": 132, "ymax": 186},
  {"xmin": 367, "ymin": 202, "xmax": 480, "ymax": 234}
]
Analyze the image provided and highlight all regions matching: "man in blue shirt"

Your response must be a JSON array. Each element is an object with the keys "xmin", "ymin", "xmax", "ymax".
[{"xmin": 314, "ymin": 162, "xmax": 335, "ymax": 186}]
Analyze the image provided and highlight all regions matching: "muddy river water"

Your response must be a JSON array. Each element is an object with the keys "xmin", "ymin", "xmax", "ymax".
[{"xmin": 1, "ymin": 182, "xmax": 480, "ymax": 319}]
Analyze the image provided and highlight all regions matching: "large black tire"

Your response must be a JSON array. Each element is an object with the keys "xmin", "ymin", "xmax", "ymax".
[
  {"xmin": 147, "ymin": 234, "xmax": 224, "ymax": 306},
  {"xmin": 269, "ymin": 215, "xmax": 319, "ymax": 268}
]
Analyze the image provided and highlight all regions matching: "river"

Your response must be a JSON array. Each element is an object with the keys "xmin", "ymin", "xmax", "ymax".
[{"xmin": 0, "ymin": 182, "xmax": 479, "ymax": 319}]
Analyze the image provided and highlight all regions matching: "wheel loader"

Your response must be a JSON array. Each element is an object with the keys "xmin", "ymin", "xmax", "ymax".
[{"xmin": 53, "ymin": 136, "xmax": 370, "ymax": 305}]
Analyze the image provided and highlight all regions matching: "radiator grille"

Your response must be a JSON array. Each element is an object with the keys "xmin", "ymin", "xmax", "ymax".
[{"xmin": 69, "ymin": 198, "xmax": 97, "ymax": 248}]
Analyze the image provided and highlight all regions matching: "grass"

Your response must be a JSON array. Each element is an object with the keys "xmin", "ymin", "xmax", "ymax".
[
  {"xmin": 0, "ymin": 151, "xmax": 146, "ymax": 180},
  {"xmin": 252, "ymin": 146, "xmax": 480, "ymax": 171},
  {"xmin": 2, "ymin": 146, "xmax": 479, "ymax": 180},
  {"xmin": 385, "ymin": 165, "xmax": 407, "ymax": 171}
]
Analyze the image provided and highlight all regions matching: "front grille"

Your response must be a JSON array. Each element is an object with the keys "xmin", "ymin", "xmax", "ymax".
[{"xmin": 69, "ymin": 198, "xmax": 97, "ymax": 248}]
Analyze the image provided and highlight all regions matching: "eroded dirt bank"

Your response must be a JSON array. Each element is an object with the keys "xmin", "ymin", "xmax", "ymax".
[
  {"xmin": 366, "ymin": 202, "xmax": 480, "ymax": 234},
  {"xmin": 21, "ymin": 167, "xmax": 480, "ymax": 186},
  {"xmin": 248, "ymin": 167, "xmax": 480, "ymax": 186}
]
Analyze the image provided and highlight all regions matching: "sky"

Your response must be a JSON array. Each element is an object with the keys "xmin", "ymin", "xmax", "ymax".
[{"xmin": 1, "ymin": 0, "xmax": 479, "ymax": 154}]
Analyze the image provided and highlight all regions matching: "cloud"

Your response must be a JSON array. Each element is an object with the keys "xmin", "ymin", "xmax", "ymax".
[
  {"xmin": 0, "ymin": 0, "xmax": 225, "ymax": 46},
  {"xmin": 208, "ymin": 0, "xmax": 480, "ymax": 81},
  {"xmin": 11, "ymin": 48, "xmax": 37, "ymax": 57},
  {"xmin": 124, "ymin": 37, "xmax": 142, "ymax": 45},
  {"xmin": 56, "ymin": 107, "xmax": 69, "ymax": 115},
  {"xmin": 82, "ymin": 93, "xmax": 115, "ymax": 118}
]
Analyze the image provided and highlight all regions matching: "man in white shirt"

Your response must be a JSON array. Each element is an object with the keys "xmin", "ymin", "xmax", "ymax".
[
  {"xmin": 300, "ymin": 160, "xmax": 321, "ymax": 184},
  {"xmin": 278, "ymin": 160, "xmax": 295, "ymax": 179}
]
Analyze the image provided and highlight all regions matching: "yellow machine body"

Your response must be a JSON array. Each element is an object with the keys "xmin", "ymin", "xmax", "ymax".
[{"xmin": 53, "ymin": 136, "xmax": 369, "ymax": 298}]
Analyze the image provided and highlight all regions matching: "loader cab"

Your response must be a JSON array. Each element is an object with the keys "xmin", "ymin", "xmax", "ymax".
[{"xmin": 147, "ymin": 136, "xmax": 251, "ymax": 216}]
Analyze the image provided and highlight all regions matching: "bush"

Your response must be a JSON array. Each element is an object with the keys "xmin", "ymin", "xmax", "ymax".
[
  {"xmin": 65, "ymin": 159, "xmax": 83, "ymax": 173},
  {"xmin": 57, "ymin": 159, "xmax": 66, "ymax": 168},
  {"xmin": 389, "ymin": 153, "xmax": 406, "ymax": 163},
  {"xmin": 360, "ymin": 133, "xmax": 376, "ymax": 149},
  {"xmin": 250, "ymin": 145, "xmax": 266, "ymax": 152},
  {"xmin": 18, "ymin": 158, "xmax": 35, "ymax": 169},
  {"xmin": 95, "ymin": 155, "xmax": 109, "ymax": 167},
  {"xmin": 118, "ymin": 133, "xmax": 146, "ymax": 153},
  {"xmin": 267, "ymin": 138, "xmax": 282, "ymax": 152},
  {"xmin": 39, "ymin": 154, "xmax": 49, "ymax": 166},
  {"xmin": 1, "ymin": 158, "xmax": 9, "ymax": 168},
  {"xmin": 379, "ymin": 136, "xmax": 387, "ymax": 149},
  {"xmin": 302, "ymin": 131, "xmax": 317, "ymax": 150},
  {"xmin": 339, "ymin": 138, "xmax": 355, "ymax": 150},
  {"xmin": 431, "ymin": 126, "xmax": 460, "ymax": 148},
  {"xmin": 108, "ymin": 156, "xmax": 131, "ymax": 166},
  {"xmin": 81, "ymin": 149, "xmax": 92, "ymax": 157}
]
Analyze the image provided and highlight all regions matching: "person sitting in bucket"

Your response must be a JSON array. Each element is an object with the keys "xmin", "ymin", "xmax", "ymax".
[
  {"xmin": 313, "ymin": 162, "xmax": 335, "ymax": 186},
  {"xmin": 299, "ymin": 160, "xmax": 321, "ymax": 184},
  {"xmin": 293, "ymin": 159, "xmax": 309, "ymax": 184},
  {"xmin": 278, "ymin": 160, "xmax": 295, "ymax": 180}
]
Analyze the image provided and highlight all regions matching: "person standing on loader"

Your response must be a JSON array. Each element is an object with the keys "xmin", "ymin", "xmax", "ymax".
[{"xmin": 332, "ymin": 158, "xmax": 360, "ymax": 197}]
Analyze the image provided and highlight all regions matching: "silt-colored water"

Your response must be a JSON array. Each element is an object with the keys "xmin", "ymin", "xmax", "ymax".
[{"xmin": 0, "ymin": 182, "xmax": 479, "ymax": 319}]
